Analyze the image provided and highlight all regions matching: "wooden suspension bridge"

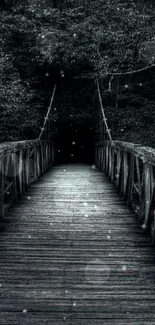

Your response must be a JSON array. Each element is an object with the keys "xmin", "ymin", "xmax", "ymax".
[{"xmin": 0, "ymin": 85, "xmax": 155, "ymax": 324}]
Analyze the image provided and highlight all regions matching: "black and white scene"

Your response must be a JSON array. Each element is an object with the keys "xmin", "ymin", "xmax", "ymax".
[{"xmin": 0, "ymin": 0, "xmax": 155, "ymax": 324}]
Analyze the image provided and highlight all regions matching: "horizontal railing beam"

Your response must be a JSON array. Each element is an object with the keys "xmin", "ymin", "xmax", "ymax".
[{"xmin": 95, "ymin": 140, "xmax": 155, "ymax": 166}]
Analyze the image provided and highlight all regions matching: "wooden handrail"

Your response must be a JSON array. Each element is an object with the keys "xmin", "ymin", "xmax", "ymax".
[
  {"xmin": 0, "ymin": 139, "xmax": 55, "ymax": 220},
  {"xmin": 94, "ymin": 140, "xmax": 155, "ymax": 244},
  {"xmin": 0, "ymin": 86, "xmax": 57, "ymax": 220}
]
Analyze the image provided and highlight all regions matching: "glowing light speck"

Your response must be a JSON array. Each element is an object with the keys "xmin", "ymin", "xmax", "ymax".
[
  {"xmin": 84, "ymin": 202, "xmax": 88, "ymax": 206},
  {"xmin": 122, "ymin": 265, "xmax": 127, "ymax": 271},
  {"xmin": 60, "ymin": 70, "xmax": 64, "ymax": 77},
  {"xmin": 23, "ymin": 309, "xmax": 27, "ymax": 313}
]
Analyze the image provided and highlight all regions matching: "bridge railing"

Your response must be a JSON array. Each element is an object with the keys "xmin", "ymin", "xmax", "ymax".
[
  {"xmin": 0, "ymin": 140, "xmax": 55, "ymax": 219},
  {"xmin": 95, "ymin": 140, "xmax": 155, "ymax": 243}
]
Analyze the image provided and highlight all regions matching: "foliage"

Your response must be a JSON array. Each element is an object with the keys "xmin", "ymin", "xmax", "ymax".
[{"xmin": 0, "ymin": 0, "xmax": 155, "ymax": 147}]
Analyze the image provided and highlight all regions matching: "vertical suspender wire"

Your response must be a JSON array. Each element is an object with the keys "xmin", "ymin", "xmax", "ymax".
[
  {"xmin": 38, "ymin": 84, "xmax": 57, "ymax": 140},
  {"xmin": 96, "ymin": 79, "xmax": 112, "ymax": 142}
]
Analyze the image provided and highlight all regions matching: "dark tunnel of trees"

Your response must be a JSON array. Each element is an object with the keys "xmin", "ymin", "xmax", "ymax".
[{"xmin": 1, "ymin": 0, "xmax": 155, "ymax": 150}]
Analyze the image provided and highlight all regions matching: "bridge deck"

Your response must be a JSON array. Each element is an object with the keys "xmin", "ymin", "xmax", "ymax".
[{"xmin": 0, "ymin": 164, "xmax": 155, "ymax": 324}]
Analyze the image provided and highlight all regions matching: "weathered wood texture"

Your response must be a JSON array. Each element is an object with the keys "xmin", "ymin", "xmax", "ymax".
[
  {"xmin": 0, "ymin": 165, "xmax": 155, "ymax": 324},
  {"xmin": 0, "ymin": 140, "xmax": 55, "ymax": 220},
  {"xmin": 95, "ymin": 141, "xmax": 155, "ymax": 243}
]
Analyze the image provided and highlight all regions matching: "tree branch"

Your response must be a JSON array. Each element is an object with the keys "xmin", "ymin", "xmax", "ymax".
[{"xmin": 108, "ymin": 64, "xmax": 155, "ymax": 76}]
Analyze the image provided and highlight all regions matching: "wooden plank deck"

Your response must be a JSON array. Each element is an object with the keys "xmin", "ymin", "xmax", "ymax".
[{"xmin": 0, "ymin": 164, "xmax": 155, "ymax": 324}]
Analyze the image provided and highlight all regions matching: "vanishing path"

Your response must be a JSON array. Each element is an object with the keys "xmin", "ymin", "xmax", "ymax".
[{"xmin": 0, "ymin": 164, "xmax": 155, "ymax": 324}]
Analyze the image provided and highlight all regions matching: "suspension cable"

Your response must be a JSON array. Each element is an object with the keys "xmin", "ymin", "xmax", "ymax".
[
  {"xmin": 38, "ymin": 84, "xmax": 57, "ymax": 140},
  {"xmin": 96, "ymin": 79, "xmax": 112, "ymax": 142}
]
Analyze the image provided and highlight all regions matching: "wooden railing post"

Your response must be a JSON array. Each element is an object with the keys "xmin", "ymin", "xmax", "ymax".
[
  {"xmin": 110, "ymin": 147, "xmax": 115, "ymax": 182},
  {"xmin": 143, "ymin": 163, "xmax": 152, "ymax": 226},
  {"xmin": 116, "ymin": 149, "xmax": 121, "ymax": 188},
  {"xmin": 33, "ymin": 146, "xmax": 37, "ymax": 181},
  {"xmin": 25, "ymin": 148, "xmax": 30, "ymax": 190},
  {"xmin": 120, "ymin": 150, "xmax": 128, "ymax": 196},
  {"xmin": 12, "ymin": 150, "xmax": 18, "ymax": 201},
  {"xmin": 0, "ymin": 157, "xmax": 4, "ymax": 219},
  {"xmin": 105, "ymin": 145, "xmax": 109, "ymax": 173},
  {"xmin": 40, "ymin": 143, "xmax": 44, "ymax": 174},
  {"xmin": 108, "ymin": 146, "xmax": 112, "ymax": 178},
  {"xmin": 36, "ymin": 145, "xmax": 41, "ymax": 178},
  {"xmin": 18, "ymin": 149, "xmax": 23, "ymax": 197}
]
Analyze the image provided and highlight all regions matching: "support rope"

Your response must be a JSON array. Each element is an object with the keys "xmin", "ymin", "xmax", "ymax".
[
  {"xmin": 38, "ymin": 84, "xmax": 57, "ymax": 140},
  {"xmin": 96, "ymin": 79, "xmax": 112, "ymax": 142}
]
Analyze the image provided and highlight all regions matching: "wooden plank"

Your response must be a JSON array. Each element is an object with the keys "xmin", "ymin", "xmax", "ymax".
[{"xmin": 0, "ymin": 165, "xmax": 155, "ymax": 324}]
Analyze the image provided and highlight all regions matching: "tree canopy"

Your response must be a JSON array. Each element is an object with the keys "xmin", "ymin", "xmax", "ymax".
[{"xmin": 0, "ymin": 0, "xmax": 155, "ymax": 146}]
